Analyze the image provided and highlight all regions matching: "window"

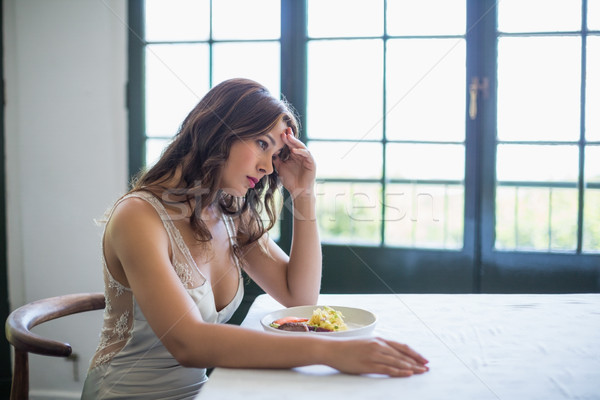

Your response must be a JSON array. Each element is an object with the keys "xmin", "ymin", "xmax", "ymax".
[
  {"xmin": 306, "ymin": 0, "xmax": 466, "ymax": 249},
  {"xmin": 495, "ymin": 0, "xmax": 600, "ymax": 253},
  {"xmin": 141, "ymin": 0, "xmax": 280, "ymax": 166},
  {"xmin": 129, "ymin": 0, "xmax": 600, "ymax": 293}
]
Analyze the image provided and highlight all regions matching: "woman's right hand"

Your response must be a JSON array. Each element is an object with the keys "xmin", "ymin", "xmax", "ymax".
[{"xmin": 324, "ymin": 337, "xmax": 429, "ymax": 377}]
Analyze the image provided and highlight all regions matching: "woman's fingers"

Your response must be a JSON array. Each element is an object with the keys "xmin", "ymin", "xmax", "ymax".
[
  {"xmin": 383, "ymin": 339, "xmax": 429, "ymax": 366},
  {"xmin": 291, "ymin": 147, "xmax": 310, "ymax": 157},
  {"xmin": 281, "ymin": 127, "xmax": 306, "ymax": 149},
  {"xmin": 372, "ymin": 339, "xmax": 429, "ymax": 374},
  {"xmin": 276, "ymin": 128, "xmax": 316, "ymax": 180},
  {"xmin": 378, "ymin": 353, "xmax": 429, "ymax": 374}
]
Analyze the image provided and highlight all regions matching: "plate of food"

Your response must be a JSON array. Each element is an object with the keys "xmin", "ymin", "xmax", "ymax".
[{"xmin": 260, "ymin": 305, "xmax": 377, "ymax": 337}]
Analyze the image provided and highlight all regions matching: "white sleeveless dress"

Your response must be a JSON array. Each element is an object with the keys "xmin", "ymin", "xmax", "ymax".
[{"xmin": 82, "ymin": 191, "xmax": 244, "ymax": 399}]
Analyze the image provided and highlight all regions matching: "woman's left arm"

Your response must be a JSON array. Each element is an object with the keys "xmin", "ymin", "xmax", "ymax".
[{"xmin": 242, "ymin": 128, "xmax": 322, "ymax": 307}]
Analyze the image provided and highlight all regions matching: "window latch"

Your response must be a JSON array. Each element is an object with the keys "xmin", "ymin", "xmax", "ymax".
[{"xmin": 469, "ymin": 76, "xmax": 489, "ymax": 120}]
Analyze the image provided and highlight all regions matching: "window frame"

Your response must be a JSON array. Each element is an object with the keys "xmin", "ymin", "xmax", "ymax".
[
  {"xmin": 127, "ymin": 0, "xmax": 600, "ymax": 294},
  {"xmin": 0, "ymin": 0, "xmax": 14, "ymax": 389},
  {"xmin": 479, "ymin": 0, "xmax": 600, "ymax": 292}
]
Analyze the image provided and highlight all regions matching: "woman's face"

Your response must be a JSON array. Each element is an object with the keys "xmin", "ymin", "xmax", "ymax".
[{"xmin": 220, "ymin": 119, "xmax": 288, "ymax": 197}]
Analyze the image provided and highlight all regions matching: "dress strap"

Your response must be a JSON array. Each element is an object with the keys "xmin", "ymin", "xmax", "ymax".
[
  {"xmin": 222, "ymin": 215, "xmax": 235, "ymax": 246},
  {"xmin": 221, "ymin": 214, "xmax": 242, "ymax": 272}
]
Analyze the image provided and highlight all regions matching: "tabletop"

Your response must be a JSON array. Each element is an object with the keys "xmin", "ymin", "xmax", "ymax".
[{"xmin": 197, "ymin": 293, "xmax": 600, "ymax": 400}]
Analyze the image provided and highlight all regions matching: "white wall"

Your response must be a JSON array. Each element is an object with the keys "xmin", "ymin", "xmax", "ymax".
[{"xmin": 4, "ymin": 0, "xmax": 128, "ymax": 397}]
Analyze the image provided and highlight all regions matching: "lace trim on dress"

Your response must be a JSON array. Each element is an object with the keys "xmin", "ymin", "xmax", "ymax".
[
  {"xmin": 93, "ymin": 351, "xmax": 116, "ymax": 368},
  {"xmin": 90, "ymin": 259, "xmax": 134, "ymax": 369},
  {"xmin": 114, "ymin": 310, "xmax": 131, "ymax": 340},
  {"xmin": 104, "ymin": 256, "xmax": 128, "ymax": 313},
  {"xmin": 174, "ymin": 260, "xmax": 194, "ymax": 287},
  {"xmin": 107, "ymin": 270, "xmax": 125, "ymax": 297}
]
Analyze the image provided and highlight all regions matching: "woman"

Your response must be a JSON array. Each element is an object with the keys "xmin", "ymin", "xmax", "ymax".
[{"xmin": 82, "ymin": 78, "xmax": 428, "ymax": 399}]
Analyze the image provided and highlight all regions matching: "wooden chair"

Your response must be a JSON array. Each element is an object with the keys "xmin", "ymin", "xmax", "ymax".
[{"xmin": 4, "ymin": 292, "xmax": 105, "ymax": 400}]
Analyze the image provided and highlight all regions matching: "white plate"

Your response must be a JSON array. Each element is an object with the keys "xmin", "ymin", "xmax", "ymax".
[{"xmin": 260, "ymin": 305, "xmax": 377, "ymax": 337}]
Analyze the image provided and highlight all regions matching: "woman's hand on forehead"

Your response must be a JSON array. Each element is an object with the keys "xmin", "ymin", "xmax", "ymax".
[{"xmin": 272, "ymin": 127, "xmax": 316, "ymax": 197}]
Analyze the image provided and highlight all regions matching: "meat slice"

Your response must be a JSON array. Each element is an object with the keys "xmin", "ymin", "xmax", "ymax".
[{"xmin": 278, "ymin": 322, "xmax": 309, "ymax": 332}]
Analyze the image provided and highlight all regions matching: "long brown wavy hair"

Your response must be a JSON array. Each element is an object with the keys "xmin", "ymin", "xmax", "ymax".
[{"xmin": 131, "ymin": 78, "xmax": 299, "ymax": 256}]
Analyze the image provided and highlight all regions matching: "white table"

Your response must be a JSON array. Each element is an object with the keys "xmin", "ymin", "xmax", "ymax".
[{"xmin": 197, "ymin": 293, "xmax": 600, "ymax": 400}]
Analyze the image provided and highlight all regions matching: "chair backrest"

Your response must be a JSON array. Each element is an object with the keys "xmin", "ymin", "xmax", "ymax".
[{"xmin": 4, "ymin": 292, "xmax": 105, "ymax": 400}]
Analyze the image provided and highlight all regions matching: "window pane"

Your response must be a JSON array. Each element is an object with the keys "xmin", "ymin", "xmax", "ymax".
[
  {"xmin": 212, "ymin": 0, "xmax": 280, "ymax": 40},
  {"xmin": 386, "ymin": 39, "xmax": 465, "ymax": 142},
  {"xmin": 498, "ymin": 0, "xmax": 581, "ymax": 33},
  {"xmin": 496, "ymin": 144, "xmax": 579, "ymax": 183},
  {"xmin": 307, "ymin": 40, "xmax": 383, "ymax": 140},
  {"xmin": 316, "ymin": 182, "xmax": 381, "ymax": 245},
  {"xmin": 517, "ymin": 185, "xmax": 552, "ymax": 250},
  {"xmin": 146, "ymin": 44, "xmax": 209, "ymax": 137},
  {"xmin": 384, "ymin": 184, "xmax": 463, "ymax": 249},
  {"xmin": 387, "ymin": 0, "xmax": 465, "ymax": 36},
  {"xmin": 590, "ymin": 0, "xmax": 600, "ymax": 30},
  {"xmin": 495, "ymin": 187, "xmax": 578, "ymax": 251},
  {"xmin": 548, "ymin": 188, "xmax": 578, "ymax": 250},
  {"xmin": 587, "ymin": 37, "xmax": 600, "ymax": 141},
  {"xmin": 307, "ymin": 0, "xmax": 383, "ymax": 38},
  {"xmin": 583, "ymin": 189, "xmax": 600, "ymax": 252},
  {"xmin": 386, "ymin": 144, "xmax": 465, "ymax": 181},
  {"xmin": 212, "ymin": 42, "xmax": 280, "ymax": 95},
  {"xmin": 586, "ymin": 145, "xmax": 600, "ymax": 183},
  {"xmin": 495, "ymin": 186, "xmax": 517, "ymax": 249},
  {"xmin": 309, "ymin": 142, "xmax": 382, "ymax": 179},
  {"xmin": 146, "ymin": 138, "xmax": 171, "ymax": 168},
  {"xmin": 145, "ymin": 0, "xmax": 210, "ymax": 41},
  {"xmin": 497, "ymin": 37, "xmax": 581, "ymax": 142}
]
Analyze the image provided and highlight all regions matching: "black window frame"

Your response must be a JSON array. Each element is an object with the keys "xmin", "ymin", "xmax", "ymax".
[{"xmin": 1, "ymin": 0, "xmax": 14, "ymax": 393}]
